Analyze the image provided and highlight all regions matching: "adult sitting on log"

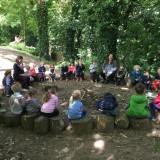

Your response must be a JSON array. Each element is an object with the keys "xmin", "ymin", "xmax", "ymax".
[
  {"xmin": 13, "ymin": 55, "xmax": 30, "ymax": 89},
  {"xmin": 101, "ymin": 54, "xmax": 118, "ymax": 84}
]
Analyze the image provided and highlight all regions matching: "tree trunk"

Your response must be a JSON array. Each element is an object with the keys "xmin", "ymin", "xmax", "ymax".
[{"xmin": 37, "ymin": 0, "xmax": 49, "ymax": 59}]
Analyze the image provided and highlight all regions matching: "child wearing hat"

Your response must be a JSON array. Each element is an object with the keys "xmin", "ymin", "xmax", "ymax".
[{"xmin": 2, "ymin": 70, "xmax": 13, "ymax": 97}]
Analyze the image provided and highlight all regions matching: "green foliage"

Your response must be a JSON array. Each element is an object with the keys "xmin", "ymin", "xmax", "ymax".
[{"xmin": 0, "ymin": 0, "xmax": 160, "ymax": 70}]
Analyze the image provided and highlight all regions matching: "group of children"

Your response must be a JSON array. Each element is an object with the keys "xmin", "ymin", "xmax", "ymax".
[
  {"xmin": 6, "ymin": 82, "xmax": 85, "ymax": 130},
  {"xmin": 9, "ymin": 83, "xmax": 59, "ymax": 117},
  {"xmin": 60, "ymin": 59, "xmax": 85, "ymax": 81}
]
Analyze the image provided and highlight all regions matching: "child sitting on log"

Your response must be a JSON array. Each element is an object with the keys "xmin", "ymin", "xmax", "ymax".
[
  {"xmin": 25, "ymin": 88, "xmax": 41, "ymax": 114},
  {"xmin": 149, "ymin": 91, "xmax": 160, "ymax": 121},
  {"xmin": 2, "ymin": 70, "xmax": 14, "ymax": 97},
  {"xmin": 67, "ymin": 90, "xmax": 86, "ymax": 130},
  {"xmin": 126, "ymin": 83, "xmax": 150, "ymax": 118},
  {"xmin": 131, "ymin": 65, "xmax": 142, "ymax": 86},
  {"xmin": 9, "ymin": 83, "xmax": 25, "ymax": 115},
  {"xmin": 40, "ymin": 88, "xmax": 59, "ymax": 117}
]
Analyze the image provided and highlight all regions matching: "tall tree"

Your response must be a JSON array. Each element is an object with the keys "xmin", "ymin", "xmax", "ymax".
[{"xmin": 37, "ymin": 0, "xmax": 49, "ymax": 59}]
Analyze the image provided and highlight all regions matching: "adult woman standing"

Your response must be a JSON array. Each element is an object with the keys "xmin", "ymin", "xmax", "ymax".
[
  {"xmin": 102, "ymin": 54, "xmax": 118, "ymax": 84},
  {"xmin": 13, "ymin": 55, "xmax": 30, "ymax": 89}
]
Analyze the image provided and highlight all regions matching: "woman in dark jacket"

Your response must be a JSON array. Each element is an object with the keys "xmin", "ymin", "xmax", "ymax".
[{"xmin": 13, "ymin": 55, "xmax": 30, "ymax": 89}]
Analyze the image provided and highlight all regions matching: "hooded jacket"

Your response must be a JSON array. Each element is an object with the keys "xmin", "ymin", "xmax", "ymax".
[
  {"xmin": 126, "ymin": 94, "xmax": 150, "ymax": 118},
  {"xmin": 154, "ymin": 92, "xmax": 160, "ymax": 109}
]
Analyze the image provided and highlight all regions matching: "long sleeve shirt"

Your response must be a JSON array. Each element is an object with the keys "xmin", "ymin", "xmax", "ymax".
[{"xmin": 41, "ymin": 95, "xmax": 59, "ymax": 113}]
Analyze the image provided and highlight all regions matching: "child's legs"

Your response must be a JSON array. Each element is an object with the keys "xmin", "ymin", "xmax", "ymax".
[
  {"xmin": 149, "ymin": 102, "xmax": 156, "ymax": 118},
  {"xmin": 5, "ymin": 85, "xmax": 11, "ymax": 95},
  {"xmin": 80, "ymin": 72, "xmax": 84, "ymax": 80},
  {"xmin": 41, "ymin": 110, "xmax": 59, "ymax": 118}
]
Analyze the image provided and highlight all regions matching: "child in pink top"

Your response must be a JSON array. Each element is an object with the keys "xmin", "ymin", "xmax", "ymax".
[
  {"xmin": 40, "ymin": 88, "xmax": 59, "ymax": 117},
  {"xmin": 68, "ymin": 62, "xmax": 76, "ymax": 80}
]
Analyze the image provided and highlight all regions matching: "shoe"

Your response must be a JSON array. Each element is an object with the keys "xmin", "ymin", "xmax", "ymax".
[{"xmin": 151, "ymin": 117, "xmax": 156, "ymax": 121}]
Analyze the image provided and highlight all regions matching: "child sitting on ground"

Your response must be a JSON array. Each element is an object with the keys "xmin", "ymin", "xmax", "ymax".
[
  {"xmin": 2, "ymin": 70, "xmax": 13, "ymax": 97},
  {"xmin": 60, "ymin": 62, "xmax": 68, "ymax": 81},
  {"xmin": 25, "ymin": 88, "xmax": 41, "ymax": 114},
  {"xmin": 152, "ymin": 68, "xmax": 160, "ymax": 91},
  {"xmin": 9, "ymin": 83, "xmax": 25, "ymax": 115},
  {"xmin": 142, "ymin": 70, "xmax": 152, "ymax": 91},
  {"xmin": 25, "ymin": 65, "xmax": 34, "ymax": 82},
  {"xmin": 126, "ymin": 83, "xmax": 150, "ymax": 118},
  {"xmin": 131, "ymin": 65, "xmax": 142, "ymax": 86},
  {"xmin": 149, "ymin": 91, "xmax": 160, "ymax": 121},
  {"xmin": 67, "ymin": 90, "xmax": 86, "ymax": 130},
  {"xmin": 89, "ymin": 61, "xmax": 99, "ymax": 82},
  {"xmin": 114, "ymin": 63, "xmax": 126, "ymax": 86},
  {"xmin": 38, "ymin": 62, "xmax": 46, "ymax": 81},
  {"xmin": 41, "ymin": 88, "xmax": 59, "ymax": 117},
  {"xmin": 76, "ymin": 59, "xmax": 85, "ymax": 81},
  {"xmin": 68, "ymin": 62, "xmax": 76, "ymax": 80},
  {"xmin": 49, "ymin": 64, "xmax": 56, "ymax": 82},
  {"xmin": 29, "ymin": 63, "xmax": 39, "ymax": 82}
]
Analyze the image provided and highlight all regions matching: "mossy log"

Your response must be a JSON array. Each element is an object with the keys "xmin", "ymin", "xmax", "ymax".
[
  {"xmin": 0, "ymin": 108, "xmax": 7, "ymax": 124},
  {"xmin": 50, "ymin": 116, "xmax": 64, "ymax": 134},
  {"xmin": 71, "ymin": 114, "xmax": 93, "ymax": 135},
  {"xmin": 34, "ymin": 116, "xmax": 49, "ymax": 135},
  {"xmin": 21, "ymin": 114, "xmax": 40, "ymax": 131},
  {"xmin": 115, "ymin": 112, "xmax": 129, "ymax": 129},
  {"xmin": 3, "ymin": 111, "xmax": 21, "ymax": 127},
  {"xmin": 93, "ymin": 114, "xmax": 114, "ymax": 133},
  {"xmin": 129, "ymin": 118, "xmax": 152, "ymax": 130}
]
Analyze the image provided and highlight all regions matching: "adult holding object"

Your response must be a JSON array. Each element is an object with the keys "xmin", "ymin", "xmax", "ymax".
[
  {"xmin": 102, "ymin": 54, "xmax": 118, "ymax": 84},
  {"xmin": 13, "ymin": 55, "xmax": 30, "ymax": 89}
]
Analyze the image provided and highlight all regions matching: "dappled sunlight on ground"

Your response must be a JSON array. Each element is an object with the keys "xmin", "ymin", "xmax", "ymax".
[{"xmin": 94, "ymin": 139, "xmax": 105, "ymax": 151}]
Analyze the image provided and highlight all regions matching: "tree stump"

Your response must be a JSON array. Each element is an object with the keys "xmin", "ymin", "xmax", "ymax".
[
  {"xmin": 129, "ymin": 118, "xmax": 152, "ymax": 130},
  {"xmin": 3, "ymin": 111, "xmax": 21, "ymax": 127},
  {"xmin": 115, "ymin": 112, "xmax": 129, "ymax": 129},
  {"xmin": 21, "ymin": 114, "xmax": 40, "ymax": 131},
  {"xmin": 50, "ymin": 116, "xmax": 64, "ymax": 134},
  {"xmin": 0, "ymin": 108, "xmax": 7, "ymax": 124},
  {"xmin": 34, "ymin": 116, "xmax": 49, "ymax": 135},
  {"xmin": 93, "ymin": 114, "xmax": 114, "ymax": 133},
  {"xmin": 42, "ymin": 84, "xmax": 58, "ymax": 92},
  {"xmin": 71, "ymin": 114, "xmax": 93, "ymax": 135},
  {"xmin": 63, "ymin": 114, "xmax": 70, "ymax": 129}
]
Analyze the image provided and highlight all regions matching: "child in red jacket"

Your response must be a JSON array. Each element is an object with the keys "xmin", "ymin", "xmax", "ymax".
[{"xmin": 152, "ymin": 68, "xmax": 160, "ymax": 91}]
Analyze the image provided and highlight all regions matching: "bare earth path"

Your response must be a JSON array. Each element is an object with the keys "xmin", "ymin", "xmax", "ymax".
[{"xmin": 0, "ymin": 46, "xmax": 160, "ymax": 160}]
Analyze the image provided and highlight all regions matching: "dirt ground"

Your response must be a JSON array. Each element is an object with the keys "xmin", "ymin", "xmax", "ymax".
[{"xmin": 0, "ymin": 47, "xmax": 160, "ymax": 160}]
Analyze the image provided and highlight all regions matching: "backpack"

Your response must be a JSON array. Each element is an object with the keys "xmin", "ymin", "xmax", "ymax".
[{"xmin": 97, "ymin": 93, "xmax": 118, "ymax": 111}]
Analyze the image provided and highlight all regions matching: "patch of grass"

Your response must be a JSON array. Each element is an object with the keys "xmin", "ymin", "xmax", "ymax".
[{"xmin": 152, "ymin": 143, "xmax": 160, "ymax": 153}]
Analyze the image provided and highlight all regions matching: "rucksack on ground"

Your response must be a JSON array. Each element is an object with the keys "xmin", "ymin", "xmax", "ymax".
[{"xmin": 97, "ymin": 92, "xmax": 118, "ymax": 111}]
